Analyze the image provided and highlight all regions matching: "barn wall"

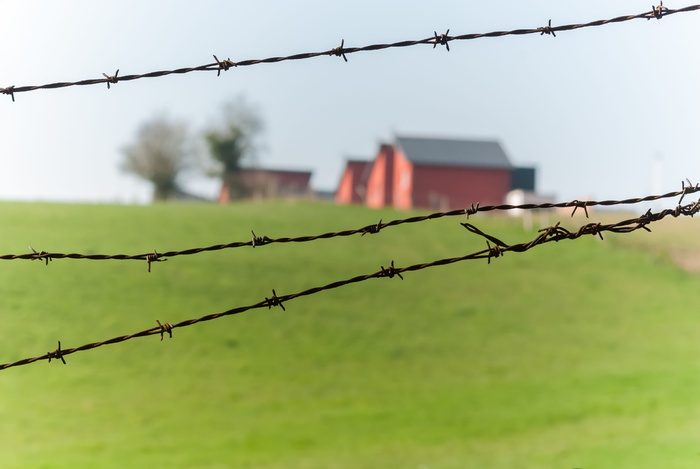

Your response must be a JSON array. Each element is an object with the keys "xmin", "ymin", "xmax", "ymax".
[
  {"xmin": 335, "ymin": 168, "xmax": 355, "ymax": 204},
  {"xmin": 365, "ymin": 153, "xmax": 387, "ymax": 208},
  {"xmin": 336, "ymin": 161, "xmax": 371, "ymax": 204},
  {"xmin": 411, "ymin": 166, "xmax": 512, "ymax": 210},
  {"xmin": 382, "ymin": 145, "xmax": 395, "ymax": 207},
  {"xmin": 392, "ymin": 150, "xmax": 413, "ymax": 210}
]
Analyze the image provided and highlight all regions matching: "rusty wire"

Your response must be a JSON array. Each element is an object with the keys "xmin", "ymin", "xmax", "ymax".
[
  {"xmin": 1, "ymin": 3, "xmax": 698, "ymax": 101},
  {"xmin": 2, "ymin": 184, "xmax": 697, "ymax": 269},
  {"xmin": 1, "ymin": 198, "xmax": 698, "ymax": 371}
]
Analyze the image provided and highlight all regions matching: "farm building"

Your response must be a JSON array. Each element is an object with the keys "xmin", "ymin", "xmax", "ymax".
[
  {"xmin": 218, "ymin": 168, "xmax": 312, "ymax": 203},
  {"xmin": 336, "ymin": 136, "xmax": 536, "ymax": 211},
  {"xmin": 333, "ymin": 159, "xmax": 373, "ymax": 205}
]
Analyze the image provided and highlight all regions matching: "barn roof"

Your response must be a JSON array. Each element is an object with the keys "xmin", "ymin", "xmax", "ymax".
[{"xmin": 395, "ymin": 136, "xmax": 512, "ymax": 169}]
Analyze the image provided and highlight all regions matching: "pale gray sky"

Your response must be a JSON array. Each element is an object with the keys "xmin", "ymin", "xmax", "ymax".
[{"xmin": 1, "ymin": 1, "xmax": 699, "ymax": 203}]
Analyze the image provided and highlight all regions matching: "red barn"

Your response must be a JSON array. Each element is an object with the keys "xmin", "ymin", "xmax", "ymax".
[
  {"xmin": 336, "ymin": 136, "xmax": 534, "ymax": 211},
  {"xmin": 334, "ymin": 159, "xmax": 372, "ymax": 205}
]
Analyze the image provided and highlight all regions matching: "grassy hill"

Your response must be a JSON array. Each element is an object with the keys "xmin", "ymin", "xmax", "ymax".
[{"xmin": 1, "ymin": 200, "xmax": 699, "ymax": 469}]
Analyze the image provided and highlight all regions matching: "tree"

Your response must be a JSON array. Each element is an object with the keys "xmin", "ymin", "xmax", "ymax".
[
  {"xmin": 121, "ymin": 115, "xmax": 192, "ymax": 201},
  {"xmin": 204, "ymin": 97, "xmax": 263, "ymax": 202}
]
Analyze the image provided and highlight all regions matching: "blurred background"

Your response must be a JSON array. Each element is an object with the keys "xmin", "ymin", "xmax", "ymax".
[
  {"xmin": 2, "ymin": 2, "xmax": 700, "ymax": 469},
  {"xmin": 1, "ymin": 0, "xmax": 699, "ymax": 204}
]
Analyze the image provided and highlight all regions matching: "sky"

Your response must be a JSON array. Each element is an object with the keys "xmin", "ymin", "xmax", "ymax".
[{"xmin": 1, "ymin": 1, "xmax": 699, "ymax": 204}]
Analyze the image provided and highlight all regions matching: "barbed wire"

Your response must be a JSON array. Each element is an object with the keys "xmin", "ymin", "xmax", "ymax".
[
  {"xmin": 2, "ymin": 197, "xmax": 698, "ymax": 371},
  {"xmin": 2, "ymin": 183, "xmax": 698, "ymax": 270},
  {"xmin": 1, "ymin": 3, "xmax": 698, "ymax": 101}
]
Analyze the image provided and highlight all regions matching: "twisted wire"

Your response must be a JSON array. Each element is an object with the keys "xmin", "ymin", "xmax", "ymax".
[
  {"xmin": 2, "ymin": 198, "xmax": 697, "ymax": 371},
  {"xmin": 2, "ymin": 185, "xmax": 697, "ymax": 268},
  {"xmin": 1, "ymin": 4, "xmax": 697, "ymax": 100}
]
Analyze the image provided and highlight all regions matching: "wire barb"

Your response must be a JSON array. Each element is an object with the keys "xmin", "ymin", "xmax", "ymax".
[
  {"xmin": 465, "ymin": 202, "xmax": 480, "ymax": 219},
  {"xmin": 570, "ymin": 200, "xmax": 590, "ymax": 218},
  {"xmin": 678, "ymin": 179, "xmax": 698, "ymax": 205},
  {"xmin": 583, "ymin": 222, "xmax": 604, "ymax": 240},
  {"xmin": 29, "ymin": 246, "xmax": 52, "ymax": 265},
  {"xmin": 433, "ymin": 29, "xmax": 451, "ymax": 51},
  {"xmin": 213, "ymin": 55, "xmax": 235, "ymax": 76},
  {"xmin": 539, "ymin": 19, "xmax": 556, "ymax": 37},
  {"xmin": 47, "ymin": 341, "xmax": 66, "ymax": 365},
  {"xmin": 1, "ymin": 85, "xmax": 15, "ymax": 102},
  {"xmin": 146, "ymin": 249, "xmax": 166, "ymax": 272},
  {"xmin": 380, "ymin": 260, "xmax": 404, "ymax": 280},
  {"xmin": 486, "ymin": 241, "xmax": 503, "ymax": 264},
  {"xmin": 538, "ymin": 222, "xmax": 566, "ymax": 241},
  {"xmin": 330, "ymin": 39, "xmax": 348, "ymax": 62},
  {"xmin": 361, "ymin": 219, "xmax": 383, "ymax": 236},
  {"xmin": 251, "ymin": 230, "xmax": 271, "ymax": 248},
  {"xmin": 649, "ymin": 1, "xmax": 669, "ymax": 19},
  {"xmin": 156, "ymin": 320, "xmax": 173, "ymax": 341},
  {"xmin": 265, "ymin": 289, "xmax": 286, "ymax": 311},
  {"xmin": 687, "ymin": 200, "xmax": 700, "ymax": 217},
  {"xmin": 636, "ymin": 208, "xmax": 654, "ymax": 230},
  {"xmin": 102, "ymin": 69, "xmax": 119, "ymax": 89}
]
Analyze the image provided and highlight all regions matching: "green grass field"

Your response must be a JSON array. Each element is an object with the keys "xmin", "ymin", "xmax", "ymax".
[{"xmin": 1, "ymin": 200, "xmax": 699, "ymax": 468}]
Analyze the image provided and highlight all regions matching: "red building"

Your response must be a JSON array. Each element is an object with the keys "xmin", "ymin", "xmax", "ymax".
[
  {"xmin": 336, "ymin": 136, "xmax": 534, "ymax": 211},
  {"xmin": 334, "ymin": 159, "xmax": 372, "ymax": 205}
]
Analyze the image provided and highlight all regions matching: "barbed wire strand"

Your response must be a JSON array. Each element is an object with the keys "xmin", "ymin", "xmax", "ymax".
[
  {"xmin": 1, "ymin": 3, "xmax": 697, "ymax": 101},
  {"xmin": 2, "ymin": 198, "xmax": 698, "ymax": 371},
  {"xmin": 3, "ymin": 184, "xmax": 698, "ymax": 269}
]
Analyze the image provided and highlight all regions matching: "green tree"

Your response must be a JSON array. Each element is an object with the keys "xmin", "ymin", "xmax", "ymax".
[
  {"xmin": 121, "ymin": 115, "xmax": 192, "ymax": 201},
  {"xmin": 204, "ymin": 97, "xmax": 263, "ymax": 202}
]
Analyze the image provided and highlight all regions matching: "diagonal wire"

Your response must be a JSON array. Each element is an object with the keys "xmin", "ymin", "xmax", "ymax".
[
  {"xmin": 2, "ymin": 185, "xmax": 698, "ymax": 268},
  {"xmin": 1, "ymin": 4, "xmax": 698, "ymax": 100},
  {"xmin": 1, "ymin": 198, "xmax": 698, "ymax": 371}
]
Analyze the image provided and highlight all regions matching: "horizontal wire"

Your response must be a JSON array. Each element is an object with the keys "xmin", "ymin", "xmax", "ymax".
[
  {"xmin": 2, "ymin": 184, "xmax": 698, "ymax": 269},
  {"xmin": 2, "ymin": 197, "xmax": 698, "ymax": 371},
  {"xmin": 1, "ymin": 4, "xmax": 697, "ymax": 100}
]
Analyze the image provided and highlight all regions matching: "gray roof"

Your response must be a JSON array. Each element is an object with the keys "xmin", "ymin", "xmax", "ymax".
[{"xmin": 395, "ymin": 136, "xmax": 512, "ymax": 169}]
